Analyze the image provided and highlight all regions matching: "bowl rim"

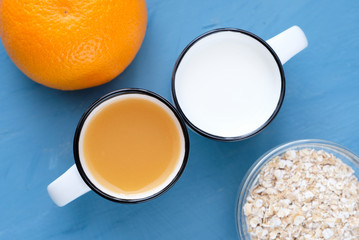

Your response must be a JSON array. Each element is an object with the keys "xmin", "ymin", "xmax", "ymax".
[{"xmin": 236, "ymin": 139, "xmax": 359, "ymax": 239}]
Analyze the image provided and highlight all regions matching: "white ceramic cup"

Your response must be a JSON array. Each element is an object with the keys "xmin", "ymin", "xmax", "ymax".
[
  {"xmin": 47, "ymin": 89, "xmax": 190, "ymax": 207},
  {"xmin": 172, "ymin": 26, "xmax": 308, "ymax": 141}
]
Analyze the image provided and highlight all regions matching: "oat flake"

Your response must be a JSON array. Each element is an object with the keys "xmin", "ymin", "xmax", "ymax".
[{"xmin": 244, "ymin": 149, "xmax": 359, "ymax": 240}]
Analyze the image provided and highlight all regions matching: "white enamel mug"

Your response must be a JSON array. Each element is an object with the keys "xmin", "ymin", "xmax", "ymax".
[
  {"xmin": 172, "ymin": 26, "xmax": 308, "ymax": 141},
  {"xmin": 47, "ymin": 89, "xmax": 190, "ymax": 207}
]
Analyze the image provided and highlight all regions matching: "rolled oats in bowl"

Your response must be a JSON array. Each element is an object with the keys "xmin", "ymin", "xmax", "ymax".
[{"xmin": 236, "ymin": 140, "xmax": 359, "ymax": 240}]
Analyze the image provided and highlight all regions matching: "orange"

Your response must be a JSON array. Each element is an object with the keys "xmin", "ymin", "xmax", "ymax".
[{"xmin": 0, "ymin": 0, "xmax": 147, "ymax": 90}]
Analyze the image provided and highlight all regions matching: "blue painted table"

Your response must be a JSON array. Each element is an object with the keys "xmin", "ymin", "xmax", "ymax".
[{"xmin": 1, "ymin": 0, "xmax": 359, "ymax": 239}]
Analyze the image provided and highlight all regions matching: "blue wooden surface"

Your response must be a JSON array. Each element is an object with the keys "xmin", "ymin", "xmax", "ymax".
[{"xmin": 1, "ymin": 0, "xmax": 359, "ymax": 239}]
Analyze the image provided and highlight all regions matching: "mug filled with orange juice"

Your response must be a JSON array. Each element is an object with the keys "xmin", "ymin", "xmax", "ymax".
[{"xmin": 47, "ymin": 89, "xmax": 189, "ymax": 206}]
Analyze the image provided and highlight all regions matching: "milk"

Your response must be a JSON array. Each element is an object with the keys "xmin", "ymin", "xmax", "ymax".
[{"xmin": 174, "ymin": 31, "xmax": 282, "ymax": 138}]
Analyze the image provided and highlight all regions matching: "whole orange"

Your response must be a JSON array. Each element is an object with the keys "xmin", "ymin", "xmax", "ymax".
[{"xmin": 0, "ymin": 0, "xmax": 147, "ymax": 90}]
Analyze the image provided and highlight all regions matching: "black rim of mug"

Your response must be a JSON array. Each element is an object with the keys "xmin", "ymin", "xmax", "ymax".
[
  {"xmin": 73, "ymin": 88, "xmax": 190, "ymax": 203},
  {"xmin": 171, "ymin": 28, "xmax": 286, "ymax": 141}
]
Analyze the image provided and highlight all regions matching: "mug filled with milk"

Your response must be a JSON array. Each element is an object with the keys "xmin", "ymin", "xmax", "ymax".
[{"xmin": 172, "ymin": 26, "xmax": 308, "ymax": 141}]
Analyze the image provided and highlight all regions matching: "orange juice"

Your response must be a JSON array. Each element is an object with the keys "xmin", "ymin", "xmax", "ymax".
[{"xmin": 79, "ymin": 94, "xmax": 184, "ymax": 197}]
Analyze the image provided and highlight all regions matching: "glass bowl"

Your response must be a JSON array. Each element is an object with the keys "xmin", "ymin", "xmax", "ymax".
[{"xmin": 236, "ymin": 139, "xmax": 359, "ymax": 239}]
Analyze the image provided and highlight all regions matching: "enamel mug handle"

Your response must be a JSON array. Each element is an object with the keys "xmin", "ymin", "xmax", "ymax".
[
  {"xmin": 266, "ymin": 25, "xmax": 308, "ymax": 65},
  {"xmin": 47, "ymin": 164, "xmax": 91, "ymax": 207}
]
